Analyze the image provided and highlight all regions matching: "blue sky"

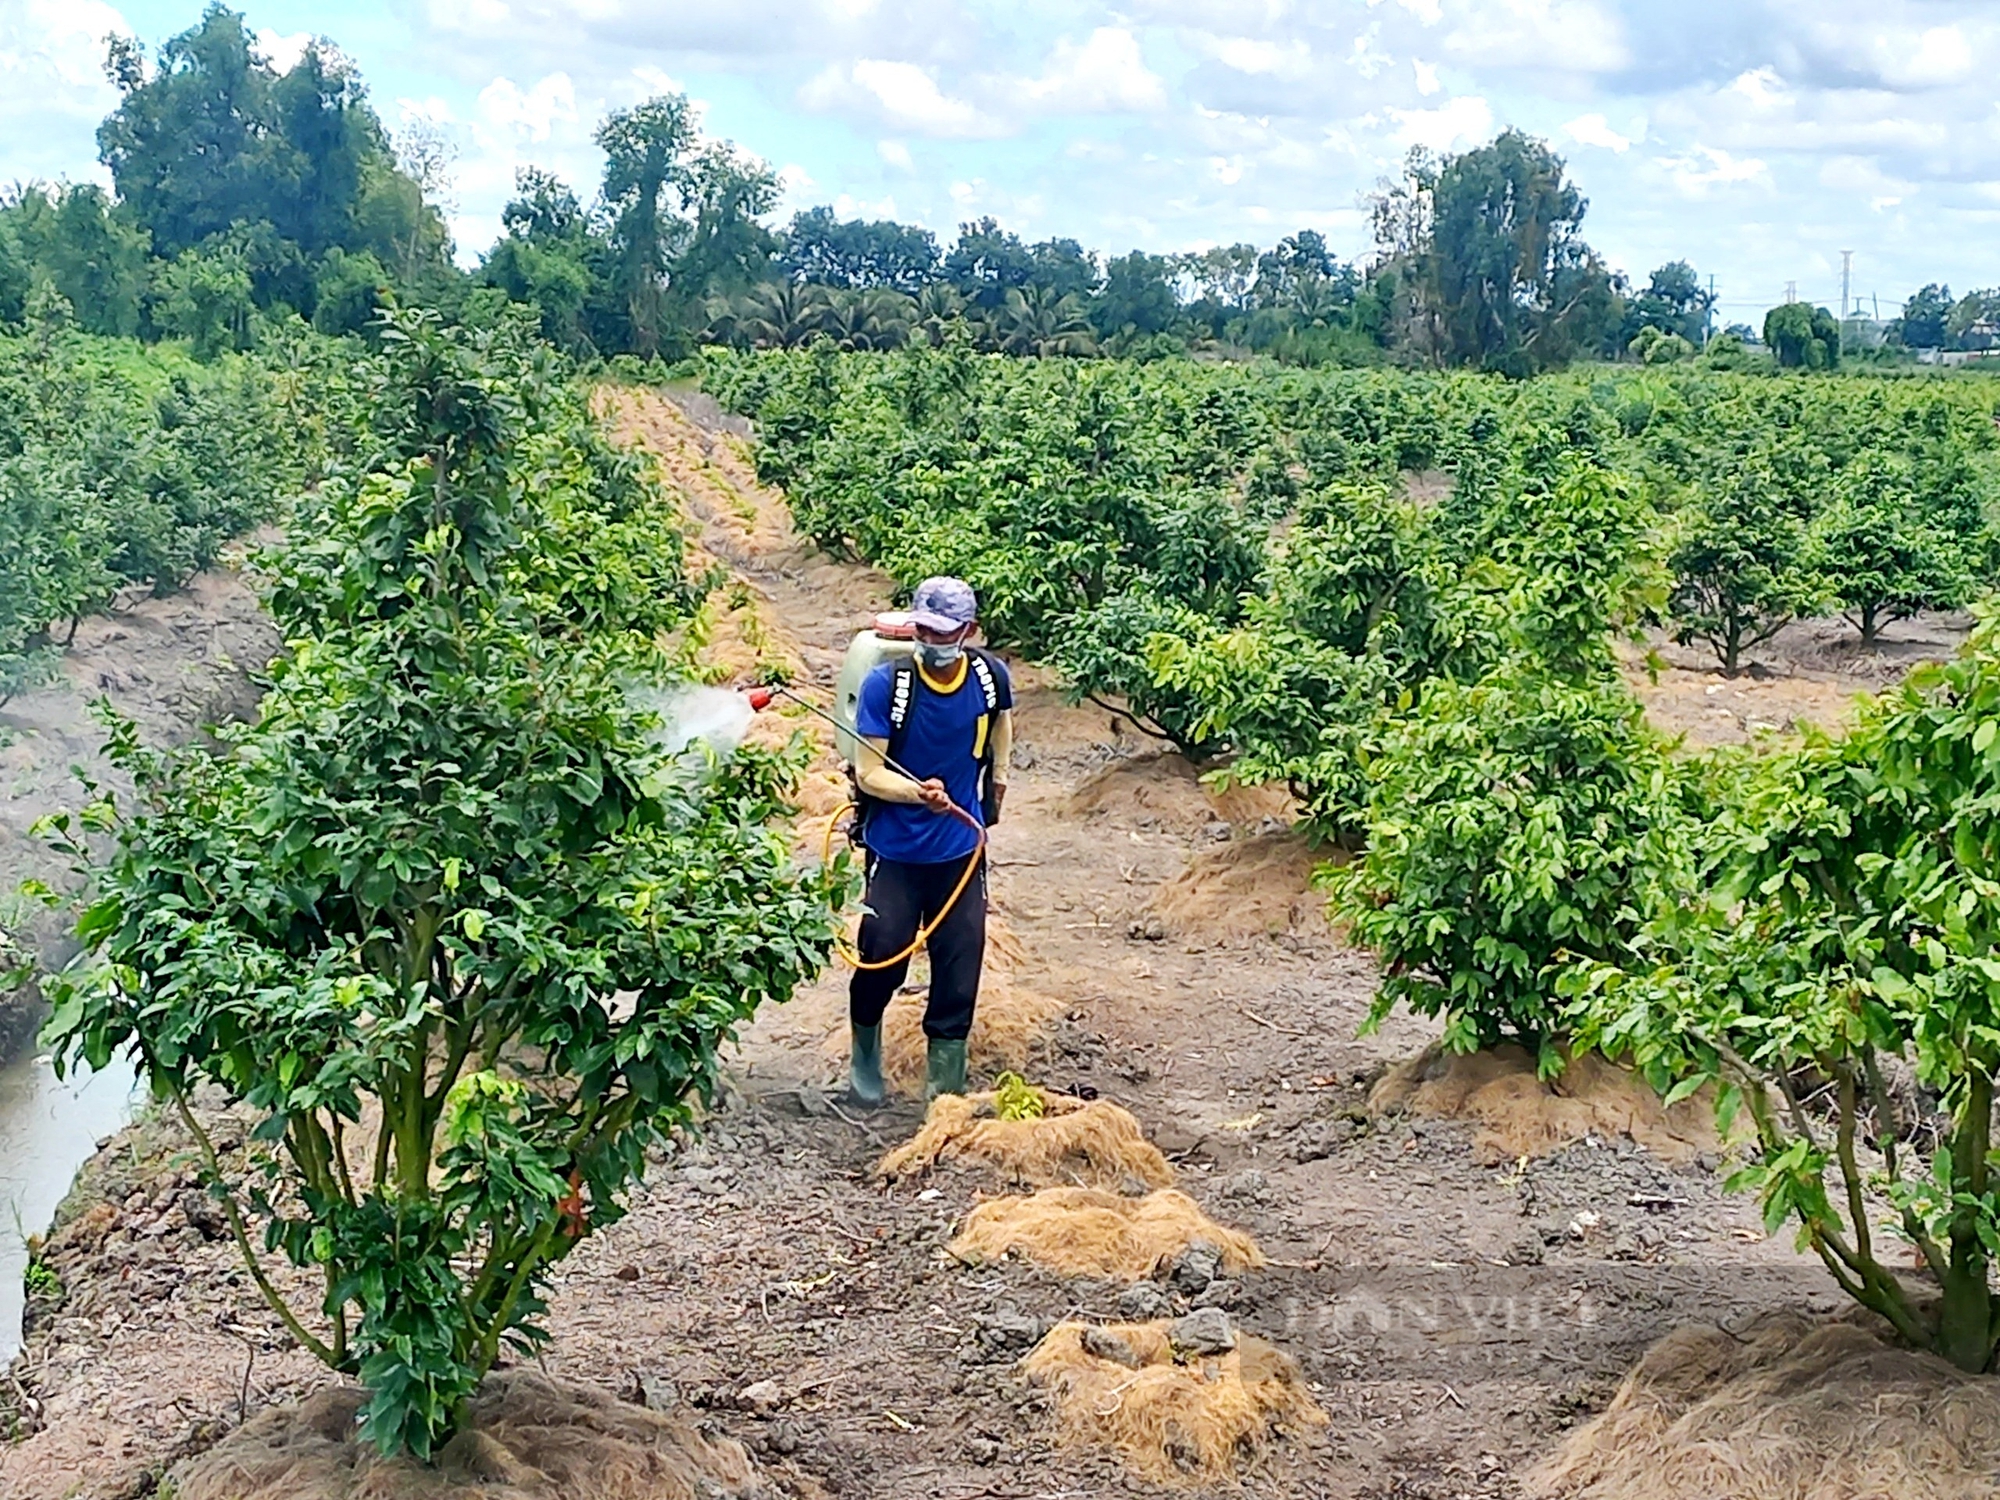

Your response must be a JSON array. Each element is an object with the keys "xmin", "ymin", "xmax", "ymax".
[{"xmin": 5, "ymin": 0, "xmax": 1999, "ymax": 322}]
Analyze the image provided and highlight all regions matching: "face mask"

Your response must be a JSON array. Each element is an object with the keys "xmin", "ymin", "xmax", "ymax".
[{"xmin": 916, "ymin": 639, "xmax": 965, "ymax": 670}]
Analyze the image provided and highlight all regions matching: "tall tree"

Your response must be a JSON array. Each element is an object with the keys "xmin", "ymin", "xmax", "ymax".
[
  {"xmin": 1899, "ymin": 283, "xmax": 1953, "ymax": 349},
  {"xmin": 1764, "ymin": 302, "xmax": 1841, "ymax": 369},
  {"xmin": 596, "ymin": 95, "xmax": 696, "ymax": 358},
  {"xmin": 778, "ymin": 207, "xmax": 939, "ymax": 292},
  {"xmin": 943, "ymin": 217, "xmax": 1038, "ymax": 310},
  {"xmin": 3, "ymin": 186, "xmax": 150, "ymax": 337},
  {"xmin": 1369, "ymin": 133, "xmax": 1618, "ymax": 371},
  {"xmin": 95, "ymin": 5, "xmax": 446, "ymax": 320},
  {"xmin": 1625, "ymin": 260, "xmax": 1713, "ymax": 347},
  {"xmin": 1428, "ymin": 131, "xmax": 1612, "ymax": 371},
  {"xmin": 595, "ymin": 94, "xmax": 776, "ymax": 358},
  {"xmin": 1093, "ymin": 251, "xmax": 1179, "ymax": 340}
]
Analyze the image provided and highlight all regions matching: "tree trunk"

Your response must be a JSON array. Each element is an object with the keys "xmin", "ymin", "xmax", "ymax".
[
  {"xmin": 1859, "ymin": 603, "xmax": 1881, "ymax": 647},
  {"xmin": 1936, "ymin": 1070, "xmax": 1996, "ymax": 1372}
]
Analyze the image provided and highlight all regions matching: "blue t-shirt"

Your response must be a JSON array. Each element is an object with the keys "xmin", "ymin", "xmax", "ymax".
[{"xmin": 856, "ymin": 653, "xmax": 1013, "ymax": 864}]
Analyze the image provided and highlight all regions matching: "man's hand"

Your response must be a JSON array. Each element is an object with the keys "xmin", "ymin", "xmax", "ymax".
[{"xmin": 917, "ymin": 778, "xmax": 953, "ymax": 814}]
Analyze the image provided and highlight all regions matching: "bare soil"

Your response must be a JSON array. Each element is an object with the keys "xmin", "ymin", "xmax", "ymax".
[
  {"xmin": 0, "ymin": 559, "xmax": 277, "ymax": 988},
  {"xmin": 0, "ymin": 394, "xmax": 1948, "ymax": 1499}
]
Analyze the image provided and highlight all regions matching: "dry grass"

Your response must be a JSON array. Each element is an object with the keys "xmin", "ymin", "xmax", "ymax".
[
  {"xmin": 172, "ymin": 1371, "xmax": 761, "ymax": 1500},
  {"xmin": 1370, "ymin": 1042, "xmax": 1718, "ymax": 1165},
  {"xmin": 1529, "ymin": 1313, "xmax": 2000, "ymax": 1500},
  {"xmin": 1066, "ymin": 753, "xmax": 1291, "ymax": 835},
  {"xmin": 1147, "ymin": 830, "xmax": 1336, "ymax": 940},
  {"xmin": 877, "ymin": 1090, "xmax": 1174, "ymax": 1189},
  {"xmin": 949, "ymin": 1187, "xmax": 1263, "ymax": 1280},
  {"xmin": 1022, "ymin": 1319, "xmax": 1326, "ymax": 1484}
]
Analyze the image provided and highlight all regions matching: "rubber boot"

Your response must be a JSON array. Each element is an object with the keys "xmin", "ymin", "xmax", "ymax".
[
  {"xmin": 925, "ymin": 1037, "xmax": 969, "ymax": 1103},
  {"xmin": 848, "ymin": 1024, "xmax": 886, "ymax": 1108}
]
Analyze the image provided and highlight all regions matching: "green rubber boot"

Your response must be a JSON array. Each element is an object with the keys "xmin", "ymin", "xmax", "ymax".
[
  {"xmin": 848, "ymin": 1024, "xmax": 885, "ymax": 1108},
  {"xmin": 925, "ymin": 1037, "xmax": 969, "ymax": 1103}
]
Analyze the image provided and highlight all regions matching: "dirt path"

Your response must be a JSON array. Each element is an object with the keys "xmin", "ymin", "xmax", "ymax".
[{"xmin": 2, "ymin": 392, "xmax": 1844, "ymax": 1499}]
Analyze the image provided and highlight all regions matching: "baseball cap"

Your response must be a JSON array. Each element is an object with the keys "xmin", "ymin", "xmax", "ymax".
[{"xmin": 909, "ymin": 576, "xmax": 977, "ymax": 634}]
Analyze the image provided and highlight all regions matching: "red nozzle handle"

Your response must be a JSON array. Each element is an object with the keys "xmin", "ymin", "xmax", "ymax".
[{"xmin": 744, "ymin": 686, "xmax": 777, "ymax": 711}]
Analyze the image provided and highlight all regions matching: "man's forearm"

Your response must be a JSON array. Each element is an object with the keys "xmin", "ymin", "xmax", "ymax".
[
  {"xmin": 990, "ymin": 710, "xmax": 1013, "ymax": 788},
  {"xmin": 855, "ymin": 735, "xmax": 925, "ymax": 803}
]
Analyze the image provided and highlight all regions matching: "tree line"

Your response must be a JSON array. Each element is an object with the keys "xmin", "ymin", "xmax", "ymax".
[{"xmin": 20, "ymin": 3, "xmax": 1982, "ymax": 377}]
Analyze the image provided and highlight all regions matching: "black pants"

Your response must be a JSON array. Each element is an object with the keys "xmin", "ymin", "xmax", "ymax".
[{"xmin": 848, "ymin": 851, "xmax": 988, "ymax": 1041}]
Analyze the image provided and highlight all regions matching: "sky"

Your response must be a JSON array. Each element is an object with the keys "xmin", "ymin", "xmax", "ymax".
[{"xmin": 4, "ymin": 0, "xmax": 1999, "ymax": 323}]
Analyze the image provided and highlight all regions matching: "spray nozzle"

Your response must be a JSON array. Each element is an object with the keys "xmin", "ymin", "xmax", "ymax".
[{"xmin": 743, "ymin": 685, "xmax": 778, "ymax": 711}]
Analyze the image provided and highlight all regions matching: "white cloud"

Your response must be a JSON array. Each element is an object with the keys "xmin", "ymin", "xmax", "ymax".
[
  {"xmin": 428, "ymin": 0, "xmax": 511, "ymax": 31},
  {"xmin": 1412, "ymin": 57, "xmax": 1440, "ymax": 96},
  {"xmin": 802, "ymin": 58, "xmax": 1000, "ymax": 137},
  {"xmin": 1660, "ymin": 144, "xmax": 1771, "ymax": 197},
  {"xmin": 255, "ymin": 29, "xmax": 312, "ymax": 74},
  {"xmin": 1564, "ymin": 112, "xmax": 1631, "ymax": 152},
  {"xmin": 1819, "ymin": 154, "xmax": 1915, "ymax": 211},
  {"xmin": 1380, "ymin": 0, "xmax": 1444, "ymax": 24},
  {"xmin": 1387, "ymin": 94, "xmax": 1494, "ymax": 150},
  {"xmin": 477, "ymin": 74, "xmax": 578, "ymax": 141},
  {"xmin": 1207, "ymin": 35, "xmax": 1313, "ymax": 77},
  {"xmin": 877, "ymin": 139, "xmax": 914, "ymax": 170},
  {"xmin": 831, "ymin": 191, "xmax": 900, "ymax": 218},
  {"xmin": 1347, "ymin": 28, "xmax": 1392, "ymax": 79},
  {"xmin": 1212, "ymin": 155, "xmax": 1243, "ymax": 185},
  {"xmin": 631, "ymin": 65, "xmax": 683, "ymax": 97},
  {"xmin": 1727, "ymin": 67, "xmax": 1787, "ymax": 110},
  {"xmin": 1873, "ymin": 25, "xmax": 1976, "ymax": 89},
  {"xmin": 1011, "ymin": 27, "xmax": 1166, "ymax": 113},
  {"xmin": 1443, "ymin": 0, "xmax": 1628, "ymax": 75},
  {"xmin": 0, "ymin": 0, "xmax": 129, "ymax": 155}
]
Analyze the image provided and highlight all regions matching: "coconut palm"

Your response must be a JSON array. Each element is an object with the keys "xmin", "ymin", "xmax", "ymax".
[
  {"xmin": 820, "ymin": 287, "xmax": 916, "ymax": 351},
  {"xmin": 997, "ymin": 285, "xmax": 1098, "ymax": 357},
  {"xmin": 912, "ymin": 283, "xmax": 970, "ymax": 348},
  {"xmin": 723, "ymin": 281, "xmax": 830, "ymax": 349}
]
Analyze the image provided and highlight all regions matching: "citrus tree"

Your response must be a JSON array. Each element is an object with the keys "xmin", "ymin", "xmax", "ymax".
[
  {"xmin": 1668, "ymin": 455, "xmax": 1823, "ymax": 674},
  {"xmin": 1567, "ymin": 612, "xmax": 2000, "ymax": 1373},
  {"xmin": 39, "ymin": 313, "xmax": 843, "ymax": 1455},
  {"xmin": 1325, "ymin": 453, "xmax": 1682, "ymax": 1059}
]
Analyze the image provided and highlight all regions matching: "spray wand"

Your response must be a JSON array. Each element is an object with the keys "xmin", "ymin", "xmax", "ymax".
[{"xmin": 742, "ymin": 683, "xmax": 929, "ymax": 786}]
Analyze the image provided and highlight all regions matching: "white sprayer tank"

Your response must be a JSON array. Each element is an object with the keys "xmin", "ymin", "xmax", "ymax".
[{"xmin": 834, "ymin": 612, "xmax": 918, "ymax": 764}]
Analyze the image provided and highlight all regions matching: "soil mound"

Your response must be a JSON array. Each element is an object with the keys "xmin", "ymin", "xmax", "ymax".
[
  {"xmin": 1529, "ymin": 1313, "xmax": 2000, "ymax": 1500},
  {"xmin": 172, "ymin": 1370, "xmax": 761, "ymax": 1500},
  {"xmin": 1370, "ymin": 1042, "xmax": 1717, "ymax": 1165},
  {"xmin": 812, "ymin": 971, "xmax": 1063, "ymax": 1096},
  {"xmin": 950, "ymin": 1187, "xmax": 1262, "ymax": 1280},
  {"xmin": 1022, "ymin": 1318, "xmax": 1326, "ymax": 1483},
  {"xmin": 1147, "ymin": 831, "xmax": 1335, "ymax": 940},
  {"xmin": 1067, "ymin": 753, "xmax": 1289, "ymax": 834},
  {"xmin": 878, "ymin": 1091, "xmax": 1174, "ymax": 1189}
]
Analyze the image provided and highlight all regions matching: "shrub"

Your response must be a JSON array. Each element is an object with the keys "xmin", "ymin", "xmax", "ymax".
[
  {"xmin": 1328, "ymin": 662, "xmax": 1688, "ymax": 1062},
  {"xmin": 40, "ymin": 313, "xmax": 843, "ymax": 1455},
  {"xmin": 1568, "ymin": 610, "xmax": 2000, "ymax": 1372}
]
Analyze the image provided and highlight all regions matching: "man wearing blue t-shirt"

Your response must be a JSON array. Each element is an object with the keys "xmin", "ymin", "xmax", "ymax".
[{"xmin": 848, "ymin": 576, "xmax": 1013, "ymax": 1105}]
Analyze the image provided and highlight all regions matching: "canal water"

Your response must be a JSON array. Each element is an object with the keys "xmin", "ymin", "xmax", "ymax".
[{"xmin": 0, "ymin": 1044, "xmax": 137, "ymax": 1364}]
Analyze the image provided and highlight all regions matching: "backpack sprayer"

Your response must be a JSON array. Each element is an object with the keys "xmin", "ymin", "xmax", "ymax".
[{"xmin": 741, "ymin": 611, "xmax": 988, "ymax": 971}]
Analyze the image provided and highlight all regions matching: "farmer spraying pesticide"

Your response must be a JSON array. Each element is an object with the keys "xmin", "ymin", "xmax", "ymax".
[{"xmin": 841, "ymin": 577, "xmax": 1012, "ymax": 1104}]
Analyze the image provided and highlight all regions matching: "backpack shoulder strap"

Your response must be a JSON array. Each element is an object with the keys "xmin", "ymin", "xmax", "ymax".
[
  {"xmin": 886, "ymin": 659, "xmax": 917, "ymax": 759},
  {"xmin": 968, "ymin": 650, "xmax": 1000, "ymax": 713}
]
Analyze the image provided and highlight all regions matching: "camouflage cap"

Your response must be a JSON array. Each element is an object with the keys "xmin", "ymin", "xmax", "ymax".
[{"xmin": 909, "ymin": 576, "xmax": 977, "ymax": 633}]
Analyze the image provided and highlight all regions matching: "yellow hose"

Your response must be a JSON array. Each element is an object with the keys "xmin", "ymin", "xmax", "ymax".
[{"xmin": 820, "ymin": 800, "xmax": 987, "ymax": 971}]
